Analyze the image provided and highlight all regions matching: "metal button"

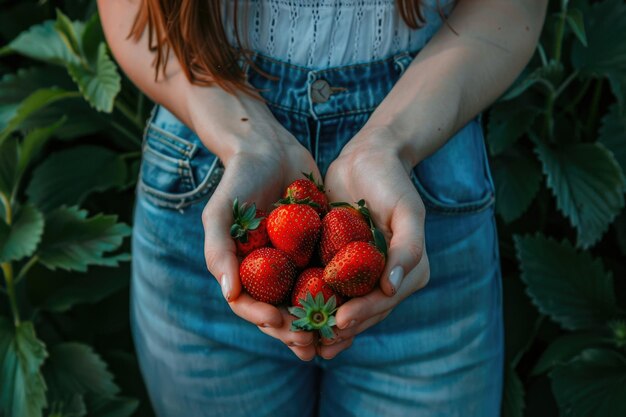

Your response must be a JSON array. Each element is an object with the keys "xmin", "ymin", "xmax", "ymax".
[{"xmin": 310, "ymin": 79, "xmax": 333, "ymax": 103}]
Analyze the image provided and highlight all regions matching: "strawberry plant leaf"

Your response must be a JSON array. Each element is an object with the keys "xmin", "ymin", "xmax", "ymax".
[
  {"xmin": 18, "ymin": 117, "xmax": 66, "ymax": 177},
  {"xmin": 0, "ymin": 136, "xmax": 19, "ymax": 198},
  {"xmin": 54, "ymin": 9, "xmax": 82, "ymax": 58},
  {"xmin": 550, "ymin": 348, "xmax": 626, "ymax": 417},
  {"xmin": 571, "ymin": 0, "xmax": 626, "ymax": 78},
  {"xmin": 36, "ymin": 206, "xmax": 131, "ymax": 272},
  {"xmin": 82, "ymin": 13, "xmax": 104, "ymax": 67},
  {"xmin": 502, "ymin": 363, "xmax": 524, "ymax": 417},
  {"xmin": 599, "ymin": 103, "xmax": 626, "ymax": 174},
  {"xmin": 0, "ymin": 318, "xmax": 48, "ymax": 417},
  {"xmin": 501, "ymin": 60, "xmax": 563, "ymax": 101},
  {"xmin": 514, "ymin": 234, "xmax": 618, "ymax": 331},
  {"xmin": 67, "ymin": 43, "xmax": 121, "ymax": 113},
  {"xmin": 0, "ymin": 204, "xmax": 45, "ymax": 263},
  {"xmin": 533, "ymin": 333, "xmax": 610, "ymax": 376},
  {"xmin": 0, "ymin": 88, "xmax": 77, "ymax": 147},
  {"xmin": 43, "ymin": 343, "xmax": 119, "ymax": 401},
  {"xmin": 536, "ymin": 142, "xmax": 626, "ymax": 249},
  {"xmin": 566, "ymin": 8, "xmax": 587, "ymax": 47},
  {"xmin": 487, "ymin": 101, "xmax": 539, "ymax": 155},
  {"xmin": 492, "ymin": 149, "xmax": 542, "ymax": 223},
  {"xmin": 84, "ymin": 395, "xmax": 139, "ymax": 417},
  {"xmin": 0, "ymin": 67, "xmax": 105, "ymax": 140},
  {"xmin": 27, "ymin": 145, "xmax": 127, "ymax": 212},
  {"xmin": 7, "ymin": 20, "xmax": 82, "ymax": 66},
  {"xmin": 502, "ymin": 275, "xmax": 540, "ymax": 365}
]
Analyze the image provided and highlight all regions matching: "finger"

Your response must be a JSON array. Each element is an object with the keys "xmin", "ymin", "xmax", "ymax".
[
  {"xmin": 258, "ymin": 308, "xmax": 316, "ymax": 347},
  {"xmin": 227, "ymin": 292, "xmax": 283, "ymax": 328},
  {"xmin": 334, "ymin": 288, "xmax": 396, "ymax": 330},
  {"xmin": 287, "ymin": 345, "xmax": 317, "ymax": 362},
  {"xmin": 317, "ymin": 337, "xmax": 354, "ymax": 360},
  {"xmin": 379, "ymin": 181, "xmax": 426, "ymax": 297}
]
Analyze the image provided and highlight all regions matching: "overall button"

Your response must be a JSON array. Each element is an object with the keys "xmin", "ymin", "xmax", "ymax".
[{"xmin": 310, "ymin": 79, "xmax": 333, "ymax": 103}]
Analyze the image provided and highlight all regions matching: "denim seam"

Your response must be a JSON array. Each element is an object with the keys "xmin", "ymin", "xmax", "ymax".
[{"xmin": 147, "ymin": 123, "xmax": 198, "ymax": 159}]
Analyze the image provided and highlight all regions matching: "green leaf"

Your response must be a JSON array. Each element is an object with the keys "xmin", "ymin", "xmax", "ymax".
[
  {"xmin": 43, "ymin": 266, "xmax": 130, "ymax": 313},
  {"xmin": 48, "ymin": 394, "xmax": 87, "ymax": 417},
  {"xmin": 0, "ymin": 204, "xmax": 45, "ymax": 263},
  {"xmin": 67, "ymin": 43, "xmax": 121, "ymax": 113},
  {"xmin": 37, "ymin": 206, "xmax": 131, "ymax": 272},
  {"xmin": 502, "ymin": 60, "xmax": 563, "ymax": 100},
  {"xmin": 492, "ymin": 149, "xmax": 542, "ymax": 223},
  {"xmin": 82, "ymin": 13, "xmax": 104, "ymax": 66},
  {"xmin": 487, "ymin": 102, "xmax": 539, "ymax": 155},
  {"xmin": 514, "ymin": 234, "xmax": 617, "ymax": 330},
  {"xmin": 0, "ymin": 136, "xmax": 19, "ymax": 197},
  {"xmin": 501, "ymin": 363, "xmax": 524, "ymax": 417},
  {"xmin": 536, "ymin": 142, "xmax": 626, "ymax": 248},
  {"xmin": 85, "ymin": 396, "xmax": 139, "ymax": 417},
  {"xmin": 0, "ymin": 88, "xmax": 77, "ymax": 147},
  {"xmin": 18, "ymin": 117, "xmax": 66, "ymax": 176},
  {"xmin": 8, "ymin": 20, "xmax": 81, "ymax": 66},
  {"xmin": 599, "ymin": 103, "xmax": 626, "ymax": 174},
  {"xmin": 0, "ymin": 67, "xmax": 106, "ymax": 139},
  {"xmin": 43, "ymin": 343, "xmax": 119, "ymax": 400},
  {"xmin": 27, "ymin": 146, "xmax": 127, "ymax": 212},
  {"xmin": 551, "ymin": 348, "xmax": 626, "ymax": 417},
  {"xmin": 607, "ymin": 71, "xmax": 626, "ymax": 112},
  {"xmin": 54, "ymin": 9, "xmax": 82, "ymax": 58},
  {"xmin": 533, "ymin": 332, "xmax": 609, "ymax": 375},
  {"xmin": 0, "ymin": 318, "xmax": 48, "ymax": 417},
  {"xmin": 571, "ymin": 0, "xmax": 626, "ymax": 77},
  {"xmin": 566, "ymin": 8, "xmax": 587, "ymax": 47}
]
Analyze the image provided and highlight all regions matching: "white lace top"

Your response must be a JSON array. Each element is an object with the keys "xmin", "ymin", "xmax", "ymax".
[{"xmin": 223, "ymin": 0, "xmax": 455, "ymax": 69}]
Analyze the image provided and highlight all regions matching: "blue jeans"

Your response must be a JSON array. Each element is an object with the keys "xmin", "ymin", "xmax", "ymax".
[{"xmin": 131, "ymin": 51, "xmax": 504, "ymax": 417}]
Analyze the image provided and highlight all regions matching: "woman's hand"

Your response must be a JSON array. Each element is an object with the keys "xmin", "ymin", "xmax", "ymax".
[
  {"xmin": 199, "ymin": 107, "xmax": 321, "ymax": 361},
  {"xmin": 318, "ymin": 127, "xmax": 430, "ymax": 359}
]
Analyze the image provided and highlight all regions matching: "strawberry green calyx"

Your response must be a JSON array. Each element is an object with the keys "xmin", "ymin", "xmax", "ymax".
[
  {"xmin": 302, "ymin": 171, "xmax": 325, "ymax": 192},
  {"xmin": 276, "ymin": 189, "xmax": 321, "ymax": 209},
  {"xmin": 288, "ymin": 292, "xmax": 338, "ymax": 339},
  {"xmin": 230, "ymin": 198, "xmax": 263, "ymax": 242}
]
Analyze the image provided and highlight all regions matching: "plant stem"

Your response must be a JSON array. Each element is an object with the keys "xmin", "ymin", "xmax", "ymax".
[
  {"xmin": 15, "ymin": 256, "xmax": 39, "ymax": 285},
  {"xmin": 554, "ymin": 7, "xmax": 568, "ymax": 63},
  {"xmin": 554, "ymin": 70, "xmax": 579, "ymax": 99},
  {"xmin": 1, "ymin": 263, "xmax": 20, "ymax": 326},
  {"xmin": 111, "ymin": 120, "xmax": 142, "ymax": 148},
  {"xmin": 114, "ymin": 99, "xmax": 143, "ymax": 131},
  {"xmin": 586, "ymin": 78, "xmax": 604, "ymax": 136},
  {"xmin": 120, "ymin": 151, "xmax": 142, "ymax": 160},
  {"xmin": 563, "ymin": 77, "xmax": 592, "ymax": 114},
  {"xmin": 0, "ymin": 193, "xmax": 11, "ymax": 224},
  {"xmin": 545, "ymin": 92, "xmax": 556, "ymax": 141}
]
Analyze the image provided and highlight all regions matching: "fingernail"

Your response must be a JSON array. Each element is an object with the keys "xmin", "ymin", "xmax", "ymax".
[
  {"xmin": 389, "ymin": 266, "xmax": 404, "ymax": 295},
  {"xmin": 341, "ymin": 319, "xmax": 357, "ymax": 330},
  {"xmin": 220, "ymin": 274, "xmax": 231, "ymax": 301},
  {"xmin": 261, "ymin": 323, "xmax": 272, "ymax": 328}
]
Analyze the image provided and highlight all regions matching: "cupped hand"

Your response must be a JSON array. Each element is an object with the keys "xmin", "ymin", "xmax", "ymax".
[
  {"xmin": 200, "ymin": 119, "xmax": 320, "ymax": 361},
  {"xmin": 318, "ymin": 127, "xmax": 430, "ymax": 359}
]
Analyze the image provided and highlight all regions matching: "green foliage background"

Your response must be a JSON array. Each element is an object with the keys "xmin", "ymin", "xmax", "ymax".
[{"xmin": 0, "ymin": 0, "xmax": 624, "ymax": 416}]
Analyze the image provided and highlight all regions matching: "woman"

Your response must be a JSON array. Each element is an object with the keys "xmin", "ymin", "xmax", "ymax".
[{"xmin": 98, "ymin": 1, "xmax": 547, "ymax": 416}]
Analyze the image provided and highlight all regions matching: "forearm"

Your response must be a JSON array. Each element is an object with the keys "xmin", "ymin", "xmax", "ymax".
[
  {"xmin": 357, "ymin": 0, "xmax": 548, "ymax": 167},
  {"xmin": 97, "ymin": 0, "xmax": 287, "ymax": 162}
]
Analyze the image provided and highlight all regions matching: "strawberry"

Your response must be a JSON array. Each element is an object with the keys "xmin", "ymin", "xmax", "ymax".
[
  {"xmin": 288, "ymin": 268, "xmax": 342, "ymax": 339},
  {"xmin": 323, "ymin": 241, "xmax": 386, "ymax": 297},
  {"xmin": 267, "ymin": 203, "xmax": 322, "ymax": 268},
  {"xmin": 319, "ymin": 205, "xmax": 372, "ymax": 265},
  {"xmin": 240, "ymin": 247, "xmax": 297, "ymax": 305},
  {"xmin": 291, "ymin": 268, "xmax": 344, "ymax": 307},
  {"xmin": 282, "ymin": 172, "xmax": 329, "ymax": 216},
  {"xmin": 230, "ymin": 198, "xmax": 269, "ymax": 257}
]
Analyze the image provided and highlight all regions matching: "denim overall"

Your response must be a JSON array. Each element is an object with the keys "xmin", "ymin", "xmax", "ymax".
[{"xmin": 131, "ymin": 50, "xmax": 504, "ymax": 417}]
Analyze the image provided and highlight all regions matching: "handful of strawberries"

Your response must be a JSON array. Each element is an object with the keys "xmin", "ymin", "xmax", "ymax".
[{"xmin": 231, "ymin": 173, "xmax": 387, "ymax": 339}]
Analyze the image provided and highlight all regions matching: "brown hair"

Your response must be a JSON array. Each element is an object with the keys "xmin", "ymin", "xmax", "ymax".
[{"xmin": 130, "ymin": 0, "xmax": 452, "ymax": 96}]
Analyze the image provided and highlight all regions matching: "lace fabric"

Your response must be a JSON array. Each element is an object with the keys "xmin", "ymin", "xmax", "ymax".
[{"xmin": 223, "ymin": 0, "xmax": 455, "ymax": 69}]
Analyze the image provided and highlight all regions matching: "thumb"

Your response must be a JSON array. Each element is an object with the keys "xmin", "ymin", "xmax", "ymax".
[
  {"xmin": 202, "ymin": 188, "xmax": 242, "ymax": 302},
  {"xmin": 378, "ymin": 192, "xmax": 426, "ymax": 297}
]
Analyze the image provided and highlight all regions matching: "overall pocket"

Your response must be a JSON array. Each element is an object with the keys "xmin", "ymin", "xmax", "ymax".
[
  {"xmin": 138, "ymin": 106, "xmax": 224, "ymax": 209},
  {"xmin": 411, "ymin": 115, "xmax": 495, "ymax": 215}
]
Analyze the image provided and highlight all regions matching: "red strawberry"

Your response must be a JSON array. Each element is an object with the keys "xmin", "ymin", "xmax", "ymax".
[
  {"xmin": 230, "ymin": 198, "xmax": 269, "ymax": 257},
  {"xmin": 240, "ymin": 247, "xmax": 297, "ymax": 305},
  {"xmin": 267, "ymin": 203, "xmax": 322, "ymax": 268},
  {"xmin": 291, "ymin": 268, "xmax": 344, "ymax": 307},
  {"xmin": 319, "ymin": 205, "xmax": 372, "ymax": 265},
  {"xmin": 282, "ymin": 172, "xmax": 329, "ymax": 216},
  {"xmin": 288, "ymin": 268, "xmax": 343, "ymax": 339},
  {"xmin": 323, "ymin": 241, "xmax": 386, "ymax": 297}
]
